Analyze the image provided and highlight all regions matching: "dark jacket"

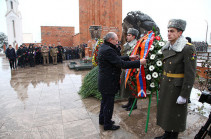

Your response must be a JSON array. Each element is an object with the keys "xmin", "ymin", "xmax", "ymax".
[
  {"xmin": 6, "ymin": 48, "xmax": 16, "ymax": 59},
  {"xmin": 98, "ymin": 41, "xmax": 140, "ymax": 95},
  {"xmin": 17, "ymin": 48, "xmax": 23, "ymax": 57}
]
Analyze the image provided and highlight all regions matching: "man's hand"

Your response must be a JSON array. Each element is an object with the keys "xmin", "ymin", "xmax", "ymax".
[
  {"xmin": 129, "ymin": 55, "xmax": 139, "ymax": 60},
  {"xmin": 140, "ymin": 58, "xmax": 146, "ymax": 65},
  {"xmin": 176, "ymin": 96, "xmax": 187, "ymax": 104}
]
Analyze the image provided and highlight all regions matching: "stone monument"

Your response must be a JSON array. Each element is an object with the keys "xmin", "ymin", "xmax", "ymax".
[{"xmin": 85, "ymin": 25, "xmax": 102, "ymax": 57}]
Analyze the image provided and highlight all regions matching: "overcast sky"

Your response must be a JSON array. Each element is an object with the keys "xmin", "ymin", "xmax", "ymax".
[{"xmin": 0, "ymin": 0, "xmax": 211, "ymax": 44}]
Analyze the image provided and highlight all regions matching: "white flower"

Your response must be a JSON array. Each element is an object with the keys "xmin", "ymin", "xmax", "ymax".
[
  {"xmin": 127, "ymin": 51, "xmax": 131, "ymax": 55},
  {"xmin": 146, "ymin": 90, "xmax": 151, "ymax": 95},
  {"xmin": 159, "ymin": 42, "xmax": 165, "ymax": 46},
  {"xmin": 150, "ymin": 82, "xmax": 155, "ymax": 88},
  {"xmin": 146, "ymin": 74, "xmax": 151, "ymax": 80},
  {"xmin": 149, "ymin": 65, "xmax": 155, "ymax": 71},
  {"xmin": 156, "ymin": 60, "xmax": 162, "ymax": 67},
  {"xmin": 152, "ymin": 72, "xmax": 158, "ymax": 78},
  {"xmin": 149, "ymin": 45, "xmax": 154, "ymax": 51},
  {"xmin": 158, "ymin": 49, "xmax": 162, "ymax": 55},
  {"xmin": 150, "ymin": 54, "xmax": 156, "ymax": 60}
]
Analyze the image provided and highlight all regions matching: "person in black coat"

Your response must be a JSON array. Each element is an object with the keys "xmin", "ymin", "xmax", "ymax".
[
  {"xmin": 98, "ymin": 32, "xmax": 146, "ymax": 131},
  {"xmin": 28, "ymin": 44, "xmax": 35, "ymax": 67},
  {"xmin": 57, "ymin": 42, "xmax": 64, "ymax": 63},
  {"xmin": 17, "ymin": 45, "xmax": 25, "ymax": 68},
  {"xmin": 6, "ymin": 45, "xmax": 16, "ymax": 70}
]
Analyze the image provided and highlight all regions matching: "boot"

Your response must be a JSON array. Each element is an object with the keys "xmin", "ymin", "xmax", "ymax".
[
  {"xmin": 122, "ymin": 98, "xmax": 132, "ymax": 108},
  {"xmin": 126, "ymin": 98, "xmax": 137, "ymax": 111},
  {"xmin": 154, "ymin": 131, "xmax": 172, "ymax": 139}
]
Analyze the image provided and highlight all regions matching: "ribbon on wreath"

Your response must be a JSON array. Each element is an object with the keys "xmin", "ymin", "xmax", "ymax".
[{"xmin": 125, "ymin": 31, "xmax": 155, "ymax": 98}]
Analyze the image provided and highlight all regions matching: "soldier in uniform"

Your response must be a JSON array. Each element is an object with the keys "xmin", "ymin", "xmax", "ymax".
[
  {"xmin": 50, "ymin": 44, "xmax": 58, "ymax": 65},
  {"xmin": 57, "ymin": 42, "xmax": 64, "ymax": 63},
  {"xmin": 120, "ymin": 28, "xmax": 139, "ymax": 111},
  {"xmin": 79, "ymin": 45, "xmax": 83, "ymax": 60},
  {"xmin": 155, "ymin": 19, "xmax": 196, "ymax": 139},
  {"xmin": 41, "ymin": 44, "xmax": 49, "ymax": 65}
]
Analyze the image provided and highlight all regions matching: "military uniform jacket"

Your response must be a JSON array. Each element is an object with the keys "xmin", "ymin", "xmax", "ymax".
[
  {"xmin": 122, "ymin": 39, "xmax": 137, "ymax": 56},
  {"xmin": 50, "ymin": 48, "xmax": 58, "ymax": 57},
  {"xmin": 157, "ymin": 36, "xmax": 196, "ymax": 132},
  {"xmin": 41, "ymin": 46, "xmax": 49, "ymax": 57},
  {"xmin": 120, "ymin": 39, "xmax": 138, "ymax": 98},
  {"xmin": 98, "ymin": 41, "xmax": 140, "ymax": 95}
]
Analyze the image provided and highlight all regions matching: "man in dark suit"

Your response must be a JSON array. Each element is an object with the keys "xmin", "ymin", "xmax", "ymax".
[
  {"xmin": 98, "ymin": 32, "xmax": 146, "ymax": 131},
  {"xmin": 5, "ymin": 45, "xmax": 16, "ymax": 70}
]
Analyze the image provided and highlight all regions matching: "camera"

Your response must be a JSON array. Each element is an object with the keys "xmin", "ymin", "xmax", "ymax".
[
  {"xmin": 199, "ymin": 90, "xmax": 211, "ymax": 104},
  {"xmin": 195, "ymin": 88, "xmax": 211, "ymax": 139}
]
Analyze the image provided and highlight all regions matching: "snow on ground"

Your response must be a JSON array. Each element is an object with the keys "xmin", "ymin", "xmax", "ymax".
[{"xmin": 189, "ymin": 88, "xmax": 211, "ymax": 117}]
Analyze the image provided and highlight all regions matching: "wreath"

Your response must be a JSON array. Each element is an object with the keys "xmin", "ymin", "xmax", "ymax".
[
  {"xmin": 126, "ymin": 30, "xmax": 165, "ymax": 98},
  {"xmin": 92, "ymin": 39, "xmax": 103, "ymax": 66}
]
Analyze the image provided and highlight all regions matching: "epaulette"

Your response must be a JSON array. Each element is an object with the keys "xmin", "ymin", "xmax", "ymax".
[{"xmin": 187, "ymin": 42, "xmax": 193, "ymax": 46}]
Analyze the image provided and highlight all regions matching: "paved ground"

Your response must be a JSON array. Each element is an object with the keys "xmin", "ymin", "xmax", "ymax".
[{"xmin": 0, "ymin": 55, "xmax": 209, "ymax": 139}]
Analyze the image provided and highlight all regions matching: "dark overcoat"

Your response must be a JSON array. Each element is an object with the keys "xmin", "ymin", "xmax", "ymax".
[
  {"xmin": 6, "ymin": 48, "xmax": 16, "ymax": 59},
  {"xmin": 98, "ymin": 41, "xmax": 140, "ymax": 95},
  {"xmin": 157, "ymin": 43, "xmax": 196, "ymax": 132}
]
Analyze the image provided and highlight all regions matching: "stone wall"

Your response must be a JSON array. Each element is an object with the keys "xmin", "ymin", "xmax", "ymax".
[
  {"xmin": 79, "ymin": 0, "xmax": 122, "ymax": 44},
  {"xmin": 41, "ymin": 26, "xmax": 75, "ymax": 47}
]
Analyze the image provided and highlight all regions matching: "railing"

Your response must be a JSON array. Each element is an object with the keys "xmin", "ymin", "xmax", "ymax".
[{"xmin": 197, "ymin": 52, "xmax": 211, "ymax": 67}]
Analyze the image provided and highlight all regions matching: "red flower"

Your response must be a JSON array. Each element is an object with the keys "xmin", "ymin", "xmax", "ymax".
[{"xmin": 155, "ymin": 36, "xmax": 161, "ymax": 40}]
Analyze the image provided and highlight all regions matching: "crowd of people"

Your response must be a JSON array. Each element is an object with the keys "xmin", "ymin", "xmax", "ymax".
[
  {"xmin": 192, "ymin": 41, "xmax": 209, "ymax": 52},
  {"xmin": 5, "ymin": 42, "xmax": 87, "ymax": 70}
]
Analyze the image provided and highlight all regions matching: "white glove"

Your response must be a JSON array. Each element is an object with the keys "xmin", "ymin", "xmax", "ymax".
[{"xmin": 176, "ymin": 96, "xmax": 187, "ymax": 104}]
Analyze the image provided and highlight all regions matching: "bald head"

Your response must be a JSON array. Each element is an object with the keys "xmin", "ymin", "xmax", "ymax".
[{"xmin": 104, "ymin": 32, "xmax": 118, "ymax": 46}]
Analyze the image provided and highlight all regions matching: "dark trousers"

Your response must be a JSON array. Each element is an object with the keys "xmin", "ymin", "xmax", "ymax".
[
  {"xmin": 99, "ymin": 93, "xmax": 115, "ymax": 128},
  {"xmin": 18, "ymin": 56, "xmax": 25, "ymax": 67},
  {"xmin": 29, "ymin": 55, "xmax": 35, "ymax": 67},
  {"xmin": 9, "ymin": 58, "xmax": 15, "ymax": 69}
]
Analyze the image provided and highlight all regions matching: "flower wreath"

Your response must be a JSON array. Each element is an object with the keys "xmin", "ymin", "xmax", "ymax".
[
  {"xmin": 92, "ymin": 39, "xmax": 103, "ymax": 66},
  {"xmin": 126, "ymin": 31, "xmax": 165, "ymax": 98}
]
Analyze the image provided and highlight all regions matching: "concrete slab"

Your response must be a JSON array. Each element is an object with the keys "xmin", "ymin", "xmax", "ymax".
[{"xmin": 0, "ymin": 55, "xmax": 209, "ymax": 139}]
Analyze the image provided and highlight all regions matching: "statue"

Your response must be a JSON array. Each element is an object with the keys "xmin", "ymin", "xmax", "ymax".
[{"xmin": 121, "ymin": 11, "xmax": 160, "ymax": 46}]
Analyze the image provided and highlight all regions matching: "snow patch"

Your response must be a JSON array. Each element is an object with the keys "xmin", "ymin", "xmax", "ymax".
[{"xmin": 189, "ymin": 88, "xmax": 211, "ymax": 117}]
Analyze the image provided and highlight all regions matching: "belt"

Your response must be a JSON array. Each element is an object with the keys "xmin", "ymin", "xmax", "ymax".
[{"xmin": 163, "ymin": 71, "xmax": 184, "ymax": 78}]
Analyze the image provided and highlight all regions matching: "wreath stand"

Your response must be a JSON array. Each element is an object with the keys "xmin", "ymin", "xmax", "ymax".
[{"xmin": 128, "ymin": 90, "xmax": 159, "ymax": 133}]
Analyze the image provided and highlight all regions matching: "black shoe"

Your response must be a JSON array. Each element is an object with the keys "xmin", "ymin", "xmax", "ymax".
[
  {"xmin": 188, "ymin": 98, "xmax": 191, "ymax": 103},
  {"xmin": 154, "ymin": 131, "xmax": 172, "ymax": 139},
  {"xmin": 126, "ymin": 105, "xmax": 137, "ymax": 111},
  {"xmin": 122, "ymin": 98, "xmax": 132, "ymax": 108},
  {"xmin": 104, "ymin": 125, "xmax": 120, "ymax": 131},
  {"xmin": 126, "ymin": 98, "xmax": 137, "ymax": 111},
  {"xmin": 99, "ymin": 120, "xmax": 115, "ymax": 125}
]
